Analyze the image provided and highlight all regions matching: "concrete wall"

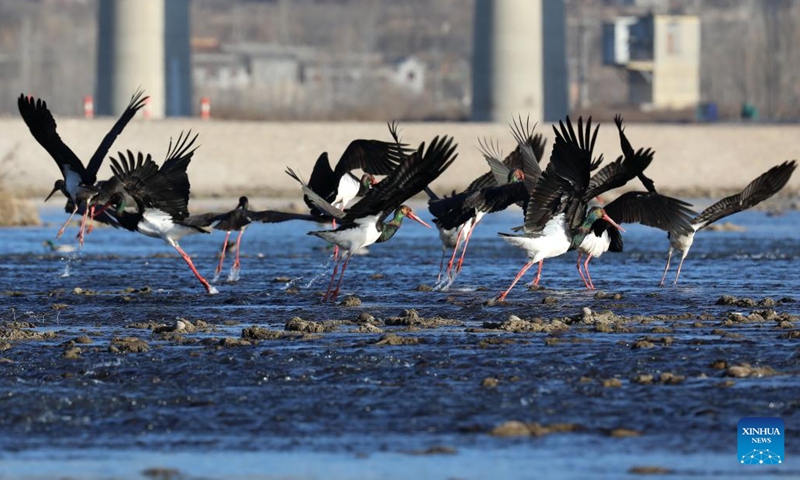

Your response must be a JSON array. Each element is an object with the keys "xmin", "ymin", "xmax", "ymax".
[
  {"xmin": 472, "ymin": 0, "xmax": 545, "ymax": 122},
  {"xmin": 653, "ymin": 16, "xmax": 701, "ymax": 109},
  {"xmin": 629, "ymin": 69, "xmax": 653, "ymax": 105},
  {"xmin": 541, "ymin": 0, "xmax": 568, "ymax": 122},
  {"xmin": 97, "ymin": 0, "xmax": 166, "ymax": 118},
  {"xmin": 3, "ymin": 119, "xmax": 799, "ymax": 201}
]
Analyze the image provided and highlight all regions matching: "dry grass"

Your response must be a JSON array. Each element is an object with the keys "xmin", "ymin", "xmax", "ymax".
[{"xmin": 0, "ymin": 143, "xmax": 41, "ymax": 226}]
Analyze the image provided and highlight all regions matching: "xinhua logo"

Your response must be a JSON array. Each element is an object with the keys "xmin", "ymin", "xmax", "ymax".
[{"xmin": 738, "ymin": 417, "xmax": 784, "ymax": 465}]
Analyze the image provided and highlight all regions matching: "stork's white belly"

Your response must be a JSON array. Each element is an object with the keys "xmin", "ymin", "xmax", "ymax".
[
  {"xmin": 669, "ymin": 230, "xmax": 695, "ymax": 253},
  {"xmin": 439, "ymin": 217, "xmax": 475, "ymax": 249},
  {"xmin": 579, "ymin": 231, "xmax": 609, "ymax": 258},
  {"xmin": 137, "ymin": 209, "xmax": 200, "ymax": 242},
  {"xmin": 438, "ymin": 225, "xmax": 460, "ymax": 249},
  {"xmin": 137, "ymin": 209, "xmax": 174, "ymax": 239},
  {"xmin": 500, "ymin": 214, "xmax": 570, "ymax": 263},
  {"xmin": 314, "ymin": 216, "xmax": 381, "ymax": 252},
  {"xmin": 63, "ymin": 167, "xmax": 83, "ymax": 199},
  {"xmin": 334, "ymin": 174, "xmax": 360, "ymax": 210}
]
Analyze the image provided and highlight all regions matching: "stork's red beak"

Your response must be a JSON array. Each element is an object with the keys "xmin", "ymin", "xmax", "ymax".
[
  {"xmin": 602, "ymin": 213, "xmax": 625, "ymax": 232},
  {"xmin": 44, "ymin": 185, "xmax": 60, "ymax": 202},
  {"xmin": 406, "ymin": 210, "xmax": 430, "ymax": 228}
]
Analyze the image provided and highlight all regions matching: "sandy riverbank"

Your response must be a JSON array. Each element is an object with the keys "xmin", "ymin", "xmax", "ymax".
[{"xmin": 1, "ymin": 118, "xmax": 799, "ymax": 199}]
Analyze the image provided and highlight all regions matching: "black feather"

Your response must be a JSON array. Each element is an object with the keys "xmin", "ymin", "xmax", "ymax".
[{"xmin": 693, "ymin": 160, "xmax": 797, "ymax": 230}]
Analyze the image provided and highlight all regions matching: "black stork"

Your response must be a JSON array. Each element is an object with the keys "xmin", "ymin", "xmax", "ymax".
[
  {"xmin": 612, "ymin": 116, "xmax": 797, "ymax": 285},
  {"xmin": 17, "ymin": 90, "xmax": 148, "ymax": 245},
  {"xmin": 661, "ymin": 160, "xmax": 796, "ymax": 284},
  {"xmin": 287, "ymin": 135, "xmax": 458, "ymax": 301},
  {"xmin": 569, "ymin": 116, "xmax": 696, "ymax": 289},
  {"xmin": 190, "ymin": 196, "xmax": 321, "ymax": 282},
  {"xmin": 576, "ymin": 192, "xmax": 695, "ymax": 289},
  {"xmin": 95, "ymin": 132, "xmax": 219, "ymax": 294},
  {"xmin": 301, "ymin": 122, "xmax": 411, "ymax": 218},
  {"xmin": 427, "ymin": 116, "xmax": 546, "ymax": 288},
  {"xmin": 301, "ymin": 122, "xmax": 412, "ymax": 260},
  {"xmin": 496, "ymin": 116, "xmax": 675, "ymax": 299}
]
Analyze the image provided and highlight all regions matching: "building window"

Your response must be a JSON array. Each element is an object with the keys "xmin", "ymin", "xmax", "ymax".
[{"xmin": 666, "ymin": 23, "xmax": 681, "ymax": 55}]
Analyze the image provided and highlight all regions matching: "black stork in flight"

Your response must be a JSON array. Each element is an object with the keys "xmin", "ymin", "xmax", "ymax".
[
  {"xmin": 17, "ymin": 90, "xmax": 148, "ymax": 245},
  {"xmin": 95, "ymin": 132, "xmax": 219, "ymax": 294},
  {"xmin": 287, "ymin": 135, "xmax": 458, "ymax": 301},
  {"xmin": 426, "ymin": 116, "xmax": 546, "ymax": 289},
  {"xmin": 612, "ymin": 115, "xmax": 796, "ymax": 285}
]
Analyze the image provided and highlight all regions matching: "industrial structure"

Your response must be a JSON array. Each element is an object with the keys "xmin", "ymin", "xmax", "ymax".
[
  {"xmin": 96, "ymin": 0, "xmax": 192, "ymax": 118},
  {"xmin": 471, "ymin": 0, "xmax": 568, "ymax": 122},
  {"xmin": 603, "ymin": 14, "xmax": 701, "ymax": 110}
]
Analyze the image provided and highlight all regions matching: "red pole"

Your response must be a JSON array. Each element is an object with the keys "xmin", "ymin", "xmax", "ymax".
[
  {"xmin": 200, "ymin": 96, "xmax": 210, "ymax": 120},
  {"xmin": 143, "ymin": 97, "xmax": 152, "ymax": 120},
  {"xmin": 84, "ymin": 95, "xmax": 94, "ymax": 119}
]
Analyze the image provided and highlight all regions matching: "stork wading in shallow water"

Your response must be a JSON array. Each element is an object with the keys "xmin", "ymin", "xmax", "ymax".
[
  {"xmin": 426, "ymin": 116, "xmax": 546, "ymax": 288},
  {"xmin": 95, "ymin": 132, "xmax": 219, "ymax": 294},
  {"xmin": 660, "ymin": 160, "xmax": 797, "ymax": 285},
  {"xmin": 298, "ymin": 122, "xmax": 412, "ymax": 258},
  {"xmin": 611, "ymin": 115, "xmax": 797, "ymax": 285},
  {"xmin": 287, "ymin": 135, "xmax": 458, "ymax": 301},
  {"xmin": 575, "ymin": 193, "xmax": 695, "ymax": 289},
  {"xmin": 190, "ymin": 196, "xmax": 321, "ymax": 282},
  {"xmin": 569, "ymin": 115, "xmax": 696, "ymax": 289},
  {"xmin": 496, "ymin": 116, "xmax": 605, "ymax": 300},
  {"xmin": 17, "ymin": 90, "xmax": 148, "ymax": 245},
  {"xmin": 496, "ymin": 115, "xmax": 671, "ymax": 299}
]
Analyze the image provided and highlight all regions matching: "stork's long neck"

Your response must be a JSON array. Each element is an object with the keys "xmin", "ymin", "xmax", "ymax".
[
  {"xmin": 377, "ymin": 210, "xmax": 405, "ymax": 243},
  {"xmin": 357, "ymin": 176, "xmax": 371, "ymax": 196},
  {"xmin": 570, "ymin": 216, "xmax": 596, "ymax": 250}
]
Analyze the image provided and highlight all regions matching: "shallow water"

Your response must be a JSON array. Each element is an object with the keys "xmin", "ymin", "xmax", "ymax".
[{"xmin": 0, "ymin": 204, "xmax": 798, "ymax": 479}]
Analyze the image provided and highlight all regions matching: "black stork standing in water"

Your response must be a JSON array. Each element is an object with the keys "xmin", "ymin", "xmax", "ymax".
[
  {"xmin": 287, "ymin": 135, "xmax": 458, "ymax": 301},
  {"xmin": 612, "ymin": 116, "xmax": 796, "ymax": 285},
  {"xmin": 17, "ymin": 90, "xmax": 148, "ymax": 246},
  {"xmin": 95, "ymin": 132, "xmax": 219, "ymax": 294},
  {"xmin": 191, "ymin": 196, "xmax": 321, "ymax": 282},
  {"xmin": 300, "ymin": 122, "xmax": 412, "ymax": 259},
  {"xmin": 660, "ymin": 160, "xmax": 796, "ymax": 284},
  {"xmin": 569, "ymin": 115, "xmax": 696, "ymax": 289},
  {"xmin": 575, "ymin": 192, "xmax": 695, "ymax": 289},
  {"xmin": 426, "ymin": 118, "xmax": 545, "ymax": 289},
  {"xmin": 495, "ymin": 116, "xmax": 677, "ymax": 298}
]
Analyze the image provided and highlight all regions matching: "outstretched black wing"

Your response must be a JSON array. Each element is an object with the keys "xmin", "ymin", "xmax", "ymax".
[
  {"xmin": 108, "ymin": 151, "xmax": 163, "ymax": 212},
  {"xmin": 584, "ymin": 147, "xmax": 654, "ymax": 202},
  {"xmin": 615, "ymin": 115, "xmax": 656, "ymax": 193},
  {"xmin": 248, "ymin": 210, "xmax": 319, "ymax": 224},
  {"xmin": 158, "ymin": 131, "xmax": 199, "ymax": 219},
  {"xmin": 304, "ymin": 152, "xmax": 338, "ymax": 215},
  {"xmin": 17, "ymin": 94, "xmax": 87, "ymax": 181},
  {"xmin": 525, "ymin": 116, "xmax": 598, "ymax": 233},
  {"xmin": 286, "ymin": 167, "xmax": 347, "ymax": 220},
  {"xmin": 108, "ymin": 132, "xmax": 198, "ymax": 221},
  {"xmin": 604, "ymin": 191, "xmax": 696, "ymax": 236},
  {"xmin": 693, "ymin": 160, "xmax": 797, "ymax": 230},
  {"xmin": 439, "ymin": 182, "xmax": 528, "ymax": 230},
  {"xmin": 85, "ymin": 89, "xmax": 149, "ymax": 179},
  {"xmin": 468, "ymin": 116, "xmax": 546, "ymax": 192},
  {"xmin": 342, "ymin": 136, "xmax": 458, "ymax": 225},
  {"xmin": 334, "ymin": 138, "xmax": 410, "ymax": 177}
]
